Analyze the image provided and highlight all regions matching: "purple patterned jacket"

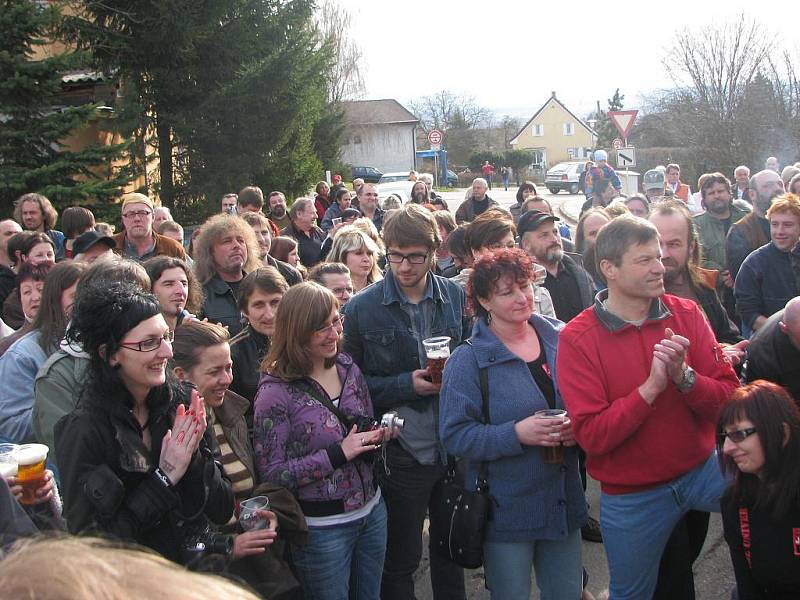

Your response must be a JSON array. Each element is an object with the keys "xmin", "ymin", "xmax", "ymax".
[{"xmin": 253, "ymin": 352, "xmax": 378, "ymax": 516}]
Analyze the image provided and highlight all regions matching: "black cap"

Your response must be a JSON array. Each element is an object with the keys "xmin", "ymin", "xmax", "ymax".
[
  {"xmin": 517, "ymin": 210, "xmax": 560, "ymax": 236},
  {"xmin": 73, "ymin": 230, "xmax": 116, "ymax": 256}
]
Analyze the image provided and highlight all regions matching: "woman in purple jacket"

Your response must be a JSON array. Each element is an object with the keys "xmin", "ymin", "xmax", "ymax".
[{"xmin": 254, "ymin": 282, "xmax": 389, "ymax": 600}]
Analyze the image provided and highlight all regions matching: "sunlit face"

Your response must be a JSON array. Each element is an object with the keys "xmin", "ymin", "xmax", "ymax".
[
  {"xmin": 19, "ymin": 279, "xmax": 44, "ymax": 320},
  {"xmin": 386, "ymin": 244, "xmax": 430, "ymax": 291},
  {"xmin": 320, "ymin": 273, "xmax": 354, "ymax": 305},
  {"xmin": 666, "ymin": 167, "xmax": 680, "ymax": 185},
  {"xmin": 250, "ymin": 224, "xmax": 272, "ymax": 258},
  {"xmin": 121, "ymin": 202, "xmax": 154, "ymax": 240},
  {"xmin": 184, "ymin": 343, "xmax": 233, "ymax": 409},
  {"xmin": 473, "ymin": 231, "xmax": 516, "ymax": 262},
  {"xmin": 243, "ymin": 289, "xmax": 283, "ymax": 337},
  {"xmin": 411, "ymin": 182, "xmax": 428, "ymax": 201},
  {"xmin": 734, "ymin": 168, "xmax": 750, "ymax": 188},
  {"xmin": 472, "ymin": 181, "xmax": 488, "ymax": 200},
  {"xmin": 345, "ymin": 245, "xmax": 374, "ymax": 281},
  {"xmin": 294, "ymin": 205, "xmax": 317, "ymax": 230},
  {"xmin": 0, "ymin": 220, "xmax": 22, "ymax": 256},
  {"xmin": 769, "ymin": 211, "xmax": 800, "ymax": 252},
  {"xmin": 268, "ymin": 194, "xmax": 287, "ymax": 217},
  {"xmin": 521, "ymin": 188, "xmax": 537, "ymax": 201},
  {"xmin": 152, "ymin": 267, "xmax": 189, "ymax": 318},
  {"xmin": 24, "ymin": 242, "xmax": 55, "ymax": 265},
  {"xmin": 601, "ymin": 238, "xmax": 665, "ymax": 300},
  {"xmin": 703, "ymin": 182, "xmax": 732, "ymax": 215},
  {"xmin": 286, "ymin": 246, "xmax": 299, "ymax": 266},
  {"xmin": 221, "ymin": 195, "xmax": 238, "ymax": 214},
  {"xmin": 479, "ymin": 275, "xmax": 535, "ymax": 325},
  {"xmin": 338, "ymin": 192, "xmax": 352, "ymax": 210},
  {"xmin": 520, "ymin": 222, "xmax": 563, "ymax": 265},
  {"xmin": 651, "ymin": 213, "xmax": 691, "ymax": 283},
  {"xmin": 358, "ymin": 185, "xmax": 379, "ymax": 211},
  {"xmin": 722, "ymin": 418, "xmax": 765, "ymax": 476},
  {"xmin": 212, "ymin": 230, "xmax": 247, "ymax": 276},
  {"xmin": 110, "ymin": 314, "xmax": 173, "ymax": 396},
  {"xmin": 307, "ymin": 307, "xmax": 343, "ymax": 363},
  {"xmin": 753, "ymin": 172, "xmax": 784, "ymax": 213},
  {"xmin": 153, "ymin": 208, "xmax": 171, "ymax": 228},
  {"xmin": 581, "ymin": 214, "xmax": 610, "ymax": 251},
  {"xmin": 21, "ymin": 201, "xmax": 43, "ymax": 231},
  {"xmin": 625, "ymin": 199, "xmax": 649, "ymax": 218},
  {"xmin": 161, "ymin": 228, "xmax": 183, "ymax": 244}
]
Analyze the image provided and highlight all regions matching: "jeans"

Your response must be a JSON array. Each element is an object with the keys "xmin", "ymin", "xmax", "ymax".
[
  {"xmin": 653, "ymin": 510, "xmax": 710, "ymax": 600},
  {"xmin": 600, "ymin": 452, "xmax": 727, "ymax": 600},
  {"xmin": 379, "ymin": 443, "xmax": 465, "ymax": 600},
  {"xmin": 291, "ymin": 498, "xmax": 387, "ymax": 600},
  {"xmin": 483, "ymin": 529, "xmax": 583, "ymax": 600}
]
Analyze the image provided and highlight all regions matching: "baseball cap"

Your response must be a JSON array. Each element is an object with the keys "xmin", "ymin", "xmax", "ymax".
[
  {"xmin": 643, "ymin": 169, "xmax": 666, "ymax": 191},
  {"xmin": 517, "ymin": 210, "xmax": 560, "ymax": 237},
  {"xmin": 594, "ymin": 150, "xmax": 608, "ymax": 162},
  {"xmin": 72, "ymin": 230, "xmax": 116, "ymax": 256}
]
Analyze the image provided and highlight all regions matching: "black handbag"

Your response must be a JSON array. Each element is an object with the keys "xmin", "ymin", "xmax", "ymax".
[{"xmin": 430, "ymin": 364, "xmax": 493, "ymax": 569}]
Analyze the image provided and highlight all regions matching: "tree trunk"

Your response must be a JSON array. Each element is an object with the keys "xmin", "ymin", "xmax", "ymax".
[{"xmin": 156, "ymin": 115, "xmax": 174, "ymax": 209}]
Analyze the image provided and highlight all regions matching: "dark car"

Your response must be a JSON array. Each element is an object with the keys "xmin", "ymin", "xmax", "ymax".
[
  {"xmin": 351, "ymin": 166, "xmax": 383, "ymax": 183},
  {"xmin": 446, "ymin": 170, "xmax": 458, "ymax": 187}
]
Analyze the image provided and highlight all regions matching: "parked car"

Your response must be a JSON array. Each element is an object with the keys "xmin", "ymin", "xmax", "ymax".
[
  {"xmin": 351, "ymin": 166, "xmax": 383, "ymax": 183},
  {"xmin": 545, "ymin": 161, "xmax": 587, "ymax": 194},
  {"xmin": 445, "ymin": 169, "xmax": 458, "ymax": 187},
  {"xmin": 376, "ymin": 172, "xmax": 414, "ymax": 203}
]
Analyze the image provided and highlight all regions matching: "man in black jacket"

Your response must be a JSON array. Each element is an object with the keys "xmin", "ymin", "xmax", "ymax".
[{"xmin": 745, "ymin": 298, "xmax": 800, "ymax": 403}]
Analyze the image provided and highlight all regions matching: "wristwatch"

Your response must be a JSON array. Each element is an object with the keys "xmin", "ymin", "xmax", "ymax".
[{"xmin": 676, "ymin": 365, "xmax": 696, "ymax": 393}]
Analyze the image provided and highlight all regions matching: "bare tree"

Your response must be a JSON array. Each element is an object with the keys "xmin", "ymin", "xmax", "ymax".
[
  {"xmin": 409, "ymin": 90, "xmax": 491, "ymax": 135},
  {"xmin": 316, "ymin": 0, "xmax": 365, "ymax": 104}
]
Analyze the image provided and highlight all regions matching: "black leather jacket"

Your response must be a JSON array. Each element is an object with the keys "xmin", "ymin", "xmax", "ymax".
[{"xmin": 230, "ymin": 325, "xmax": 269, "ymax": 428}]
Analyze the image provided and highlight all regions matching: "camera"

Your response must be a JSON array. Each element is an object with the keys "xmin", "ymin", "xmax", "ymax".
[
  {"xmin": 351, "ymin": 412, "xmax": 405, "ymax": 433},
  {"xmin": 182, "ymin": 530, "xmax": 233, "ymax": 563},
  {"xmin": 380, "ymin": 411, "xmax": 405, "ymax": 430}
]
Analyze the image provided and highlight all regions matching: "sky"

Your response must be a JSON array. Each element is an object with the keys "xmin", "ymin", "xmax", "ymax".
[{"xmin": 336, "ymin": 0, "xmax": 797, "ymax": 121}]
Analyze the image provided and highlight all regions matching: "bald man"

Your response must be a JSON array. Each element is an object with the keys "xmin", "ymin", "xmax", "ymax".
[{"xmin": 745, "ymin": 296, "xmax": 800, "ymax": 403}]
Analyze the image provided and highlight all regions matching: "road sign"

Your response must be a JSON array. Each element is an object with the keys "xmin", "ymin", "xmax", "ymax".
[
  {"xmin": 428, "ymin": 129, "xmax": 443, "ymax": 145},
  {"xmin": 617, "ymin": 147, "xmax": 636, "ymax": 168},
  {"xmin": 612, "ymin": 138, "xmax": 623, "ymax": 150},
  {"xmin": 608, "ymin": 110, "xmax": 638, "ymax": 139},
  {"xmin": 430, "ymin": 143, "xmax": 440, "ymax": 151}
]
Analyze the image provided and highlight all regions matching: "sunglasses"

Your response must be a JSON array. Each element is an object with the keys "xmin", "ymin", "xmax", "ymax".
[{"xmin": 717, "ymin": 427, "xmax": 757, "ymax": 444}]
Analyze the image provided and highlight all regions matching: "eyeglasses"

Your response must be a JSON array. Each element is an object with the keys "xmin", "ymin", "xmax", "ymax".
[
  {"xmin": 119, "ymin": 330, "xmax": 174, "ymax": 352},
  {"xmin": 122, "ymin": 210, "xmax": 152, "ymax": 219},
  {"xmin": 314, "ymin": 315, "xmax": 344, "ymax": 336},
  {"xmin": 386, "ymin": 251, "xmax": 429, "ymax": 265},
  {"xmin": 718, "ymin": 427, "xmax": 757, "ymax": 444}
]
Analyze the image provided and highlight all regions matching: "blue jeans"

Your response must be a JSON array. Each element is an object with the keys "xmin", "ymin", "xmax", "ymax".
[
  {"xmin": 291, "ymin": 498, "xmax": 387, "ymax": 600},
  {"xmin": 483, "ymin": 529, "xmax": 583, "ymax": 600},
  {"xmin": 600, "ymin": 452, "xmax": 728, "ymax": 600}
]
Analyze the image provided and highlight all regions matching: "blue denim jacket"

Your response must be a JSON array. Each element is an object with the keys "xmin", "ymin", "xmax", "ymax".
[{"xmin": 343, "ymin": 270, "xmax": 469, "ymax": 412}]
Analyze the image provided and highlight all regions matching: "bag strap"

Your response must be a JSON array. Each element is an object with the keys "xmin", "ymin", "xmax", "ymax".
[
  {"xmin": 293, "ymin": 379, "xmax": 349, "ymax": 430},
  {"xmin": 476, "ymin": 366, "xmax": 490, "ymax": 490}
]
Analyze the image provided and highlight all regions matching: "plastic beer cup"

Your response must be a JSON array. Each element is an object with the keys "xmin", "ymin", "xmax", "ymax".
[
  {"xmin": 534, "ymin": 409, "xmax": 567, "ymax": 464},
  {"xmin": 15, "ymin": 443, "xmax": 48, "ymax": 505},
  {"xmin": 422, "ymin": 336, "xmax": 451, "ymax": 385},
  {"xmin": 239, "ymin": 495, "xmax": 270, "ymax": 531}
]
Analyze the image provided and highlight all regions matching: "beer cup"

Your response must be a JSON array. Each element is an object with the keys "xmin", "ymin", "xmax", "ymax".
[
  {"xmin": 239, "ymin": 495, "xmax": 270, "ymax": 531},
  {"xmin": 534, "ymin": 409, "xmax": 567, "ymax": 464},
  {"xmin": 15, "ymin": 443, "xmax": 48, "ymax": 505},
  {"xmin": 0, "ymin": 444, "xmax": 18, "ymax": 480},
  {"xmin": 422, "ymin": 336, "xmax": 451, "ymax": 385}
]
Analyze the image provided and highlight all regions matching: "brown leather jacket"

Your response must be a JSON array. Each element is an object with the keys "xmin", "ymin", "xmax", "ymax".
[{"xmin": 112, "ymin": 232, "xmax": 187, "ymax": 261}]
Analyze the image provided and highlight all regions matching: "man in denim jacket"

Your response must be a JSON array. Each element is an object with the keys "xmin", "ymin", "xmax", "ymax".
[{"xmin": 343, "ymin": 204, "xmax": 470, "ymax": 600}]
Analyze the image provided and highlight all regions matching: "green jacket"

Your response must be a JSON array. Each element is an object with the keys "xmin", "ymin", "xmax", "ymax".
[
  {"xmin": 693, "ymin": 205, "xmax": 750, "ymax": 272},
  {"xmin": 33, "ymin": 344, "xmax": 89, "ymax": 463}
]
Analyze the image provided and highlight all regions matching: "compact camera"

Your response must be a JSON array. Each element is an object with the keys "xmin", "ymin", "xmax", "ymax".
[{"xmin": 352, "ymin": 411, "xmax": 405, "ymax": 433}]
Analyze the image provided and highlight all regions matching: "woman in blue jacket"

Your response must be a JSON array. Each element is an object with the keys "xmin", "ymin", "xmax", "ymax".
[{"xmin": 440, "ymin": 248, "xmax": 587, "ymax": 599}]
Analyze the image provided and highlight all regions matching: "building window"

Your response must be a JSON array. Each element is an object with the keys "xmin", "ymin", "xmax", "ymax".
[
  {"xmin": 567, "ymin": 148, "xmax": 576, "ymax": 158},
  {"xmin": 563, "ymin": 123, "xmax": 575, "ymax": 136},
  {"xmin": 532, "ymin": 124, "xmax": 544, "ymax": 136}
]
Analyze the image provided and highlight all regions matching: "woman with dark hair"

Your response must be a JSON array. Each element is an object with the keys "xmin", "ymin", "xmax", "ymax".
[
  {"xmin": 314, "ymin": 181, "xmax": 332, "ymax": 222},
  {"xmin": 268, "ymin": 236, "xmax": 300, "ymax": 268},
  {"xmin": 60, "ymin": 207, "xmax": 96, "ymax": 259},
  {"xmin": 254, "ymin": 282, "xmax": 391, "ymax": 600},
  {"xmin": 54, "ymin": 282, "xmax": 234, "ymax": 565},
  {"xmin": 0, "ymin": 261, "xmax": 84, "ymax": 443},
  {"xmin": 229, "ymin": 266, "xmax": 289, "ymax": 411},
  {"xmin": 509, "ymin": 181, "xmax": 538, "ymax": 223},
  {"xmin": 718, "ymin": 380, "xmax": 800, "ymax": 599},
  {"xmin": 16, "ymin": 232, "xmax": 55, "ymax": 266},
  {"xmin": 440, "ymin": 248, "xmax": 586, "ymax": 599}
]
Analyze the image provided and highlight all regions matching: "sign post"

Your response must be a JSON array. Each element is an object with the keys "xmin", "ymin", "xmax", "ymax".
[
  {"xmin": 428, "ymin": 129, "xmax": 444, "ymax": 186},
  {"xmin": 608, "ymin": 110, "xmax": 638, "ymax": 147},
  {"xmin": 617, "ymin": 147, "xmax": 636, "ymax": 168},
  {"xmin": 428, "ymin": 129, "xmax": 443, "ymax": 146}
]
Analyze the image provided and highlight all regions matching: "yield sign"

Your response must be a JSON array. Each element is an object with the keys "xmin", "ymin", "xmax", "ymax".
[{"xmin": 608, "ymin": 110, "xmax": 638, "ymax": 139}]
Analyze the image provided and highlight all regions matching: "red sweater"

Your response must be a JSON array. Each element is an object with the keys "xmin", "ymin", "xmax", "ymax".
[{"xmin": 557, "ymin": 294, "xmax": 739, "ymax": 494}]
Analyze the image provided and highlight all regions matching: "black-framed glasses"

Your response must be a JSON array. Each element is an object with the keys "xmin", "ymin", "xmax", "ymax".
[
  {"xmin": 314, "ymin": 314, "xmax": 344, "ymax": 336},
  {"xmin": 386, "ymin": 251, "xmax": 429, "ymax": 265},
  {"xmin": 718, "ymin": 427, "xmax": 757, "ymax": 444},
  {"xmin": 119, "ymin": 330, "xmax": 174, "ymax": 352},
  {"xmin": 122, "ymin": 210, "xmax": 152, "ymax": 219}
]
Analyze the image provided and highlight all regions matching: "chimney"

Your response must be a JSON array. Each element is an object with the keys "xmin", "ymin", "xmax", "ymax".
[{"xmin": 551, "ymin": 91, "xmax": 557, "ymax": 99}]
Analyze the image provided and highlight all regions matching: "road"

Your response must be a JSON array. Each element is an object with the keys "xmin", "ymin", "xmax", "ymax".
[{"xmin": 411, "ymin": 186, "xmax": 737, "ymax": 599}]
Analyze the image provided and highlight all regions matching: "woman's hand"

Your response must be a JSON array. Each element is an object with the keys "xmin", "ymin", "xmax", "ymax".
[
  {"xmin": 340, "ymin": 425, "xmax": 383, "ymax": 461},
  {"xmin": 159, "ymin": 392, "xmax": 207, "ymax": 485},
  {"xmin": 232, "ymin": 510, "xmax": 279, "ymax": 559},
  {"xmin": 557, "ymin": 418, "xmax": 577, "ymax": 447},
  {"xmin": 6, "ymin": 470, "xmax": 55, "ymax": 505},
  {"xmin": 514, "ymin": 415, "xmax": 564, "ymax": 447}
]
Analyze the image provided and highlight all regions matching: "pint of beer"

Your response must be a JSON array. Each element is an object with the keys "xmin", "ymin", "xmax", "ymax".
[
  {"xmin": 534, "ymin": 409, "xmax": 567, "ymax": 464},
  {"xmin": 15, "ymin": 444, "xmax": 48, "ymax": 505},
  {"xmin": 423, "ymin": 336, "xmax": 451, "ymax": 385}
]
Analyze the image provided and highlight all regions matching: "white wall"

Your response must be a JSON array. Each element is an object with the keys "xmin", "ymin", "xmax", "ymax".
[{"xmin": 340, "ymin": 123, "xmax": 416, "ymax": 172}]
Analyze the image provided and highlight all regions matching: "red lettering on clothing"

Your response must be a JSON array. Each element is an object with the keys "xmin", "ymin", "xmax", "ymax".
[
  {"xmin": 793, "ymin": 528, "xmax": 800, "ymax": 557},
  {"xmin": 739, "ymin": 507, "xmax": 752, "ymax": 567}
]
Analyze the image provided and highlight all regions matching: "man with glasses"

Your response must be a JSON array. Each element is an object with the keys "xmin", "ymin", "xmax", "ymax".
[
  {"xmin": 343, "ymin": 204, "xmax": 469, "ymax": 600},
  {"xmin": 113, "ymin": 193, "xmax": 186, "ymax": 262}
]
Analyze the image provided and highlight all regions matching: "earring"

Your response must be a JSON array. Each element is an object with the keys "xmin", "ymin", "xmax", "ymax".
[{"xmin": 487, "ymin": 311, "xmax": 493, "ymax": 324}]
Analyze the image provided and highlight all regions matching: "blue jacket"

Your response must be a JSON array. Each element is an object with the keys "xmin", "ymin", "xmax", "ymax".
[
  {"xmin": 734, "ymin": 242, "xmax": 798, "ymax": 329},
  {"xmin": 0, "ymin": 331, "xmax": 47, "ymax": 443},
  {"xmin": 439, "ymin": 314, "xmax": 587, "ymax": 543}
]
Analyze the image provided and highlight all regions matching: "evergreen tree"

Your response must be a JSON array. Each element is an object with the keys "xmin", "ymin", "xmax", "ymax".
[{"xmin": 0, "ymin": 0, "xmax": 130, "ymax": 216}]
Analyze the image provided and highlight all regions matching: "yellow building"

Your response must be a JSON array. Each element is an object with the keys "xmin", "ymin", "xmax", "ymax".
[{"xmin": 510, "ymin": 92, "xmax": 596, "ymax": 169}]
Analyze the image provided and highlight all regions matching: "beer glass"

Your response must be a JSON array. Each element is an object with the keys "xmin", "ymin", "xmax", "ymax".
[
  {"xmin": 0, "ymin": 443, "xmax": 18, "ymax": 480},
  {"xmin": 15, "ymin": 443, "xmax": 48, "ymax": 505},
  {"xmin": 239, "ymin": 495, "xmax": 270, "ymax": 531},
  {"xmin": 534, "ymin": 409, "xmax": 567, "ymax": 464},
  {"xmin": 422, "ymin": 336, "xmax": 451, "ymax": 385}
]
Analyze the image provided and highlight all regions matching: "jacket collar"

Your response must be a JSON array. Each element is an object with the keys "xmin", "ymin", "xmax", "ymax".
[
  {"xmin": 206, "ymin": 274, "xmax": 238, "ymax": 296},
  {"xmin": 381, "ymin": 268, "xmax": 445, "ymax": 307},
  {"xmin": 468, "ymin": 313, "xmax": 562, "ymax": 370},
  {"xmin": 592, "ymin": 289, "xmax": 672, "ymax": 332},
  {"xmin": 214, "ymin": 389, "xmax": 250, "ymax": 427}
]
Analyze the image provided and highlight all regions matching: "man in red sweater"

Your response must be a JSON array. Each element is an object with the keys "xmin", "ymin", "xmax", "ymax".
[{"xmin": 557, "ymin": 215, "xmax": 740, "ymax": 600}]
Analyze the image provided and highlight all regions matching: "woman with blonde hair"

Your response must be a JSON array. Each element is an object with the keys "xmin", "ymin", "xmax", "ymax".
[{"xmin": 327, "ymin": 226, "xmax": 383, "ymax": 293}]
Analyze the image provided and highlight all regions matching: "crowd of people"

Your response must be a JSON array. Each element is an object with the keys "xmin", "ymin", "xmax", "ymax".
[{"xmin": 0, "ymin": 154, "xmax": 798, "ymax": 600}]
